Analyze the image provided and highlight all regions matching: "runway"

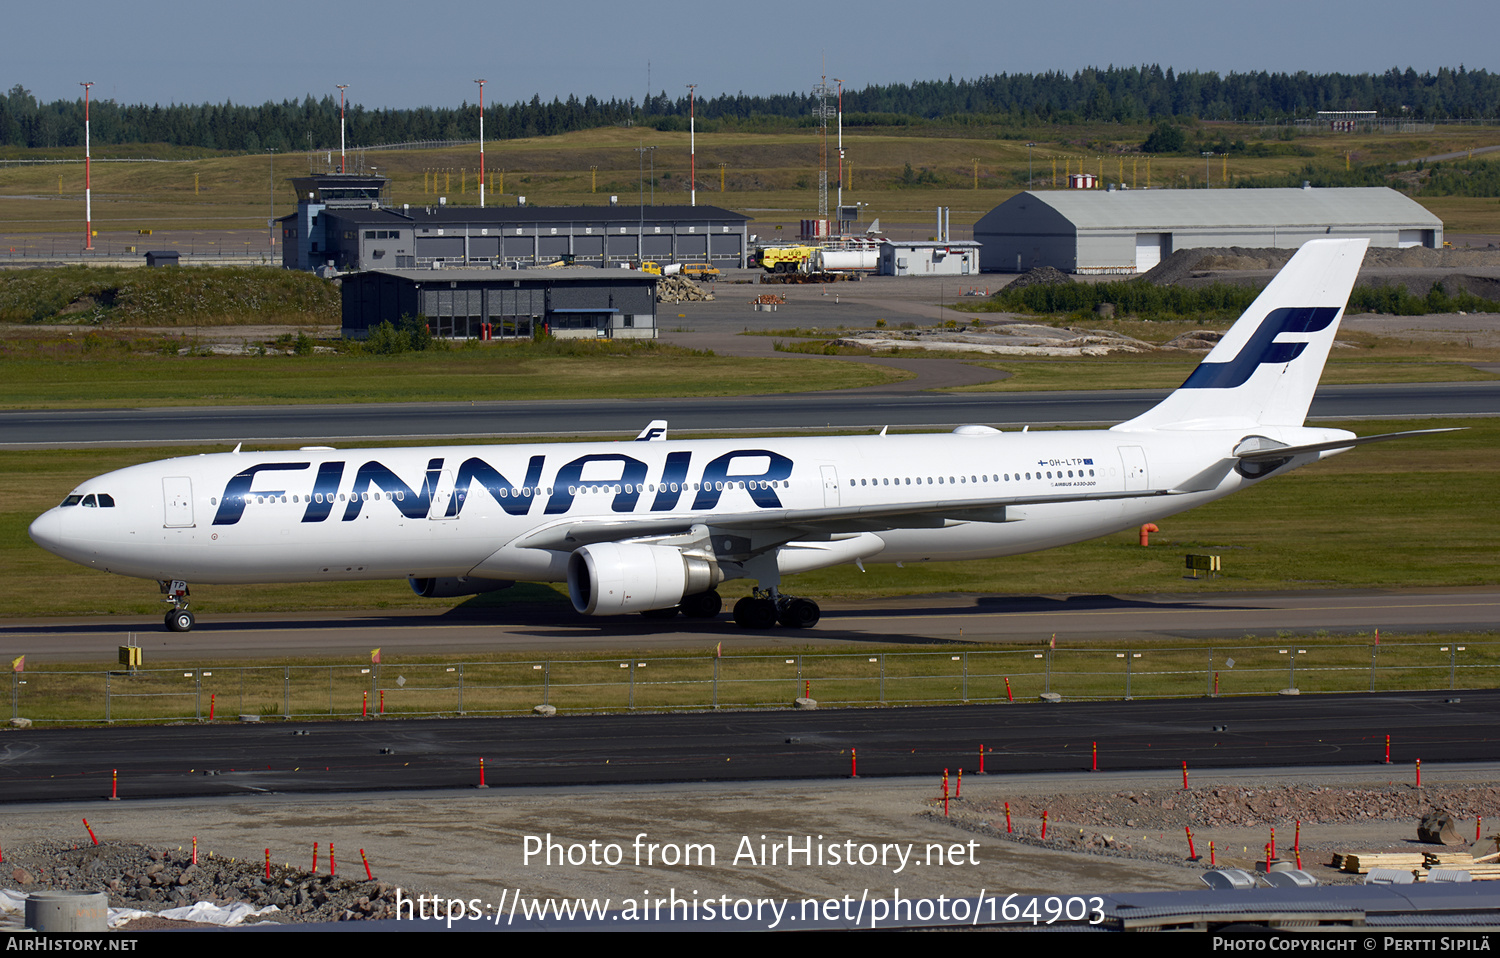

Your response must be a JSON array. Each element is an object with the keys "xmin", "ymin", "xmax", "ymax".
[
  {"xmin": 2, "ymin": 590, "xmax": 1494, "ymax": 662},
  {"xmin": 1, "ymin": 690, "xmax": 1492, "ymax": 804},
  {"xmin": 2, "ymin": 381, "xmax": 1496, "ymax": 448}
]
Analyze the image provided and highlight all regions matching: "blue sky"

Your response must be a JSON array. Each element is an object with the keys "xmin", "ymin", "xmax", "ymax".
[{"xmin": 6, "ymin": 0, "xmax": 1495, "ymax": 109}]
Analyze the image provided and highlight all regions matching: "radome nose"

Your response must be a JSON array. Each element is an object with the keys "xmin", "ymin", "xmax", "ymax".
[{"xmin": 29, "ymin": 509, "xmax": 66, "ymax": 555}]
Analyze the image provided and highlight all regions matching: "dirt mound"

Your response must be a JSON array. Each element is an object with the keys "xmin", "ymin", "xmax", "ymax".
[
  {"xmin": 1144, "ymin": 245, "xmax": 1500, "ymax": 287},
  {"xmin": 1140, "ymin": 247, "xmax": 1291, "ymax": 286},
  {"xmin": 1002, "ymin": 266, "xmax": 1073, "ymax": 292},
  {"xmin": 1433, "ymin": 273, "xmax": 1500, "ymax": 301}
]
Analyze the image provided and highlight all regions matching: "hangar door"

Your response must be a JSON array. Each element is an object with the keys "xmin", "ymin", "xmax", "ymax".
[{"xmin": 1135, "ymin": 233, "xmax": 1171, "ymax": 272}]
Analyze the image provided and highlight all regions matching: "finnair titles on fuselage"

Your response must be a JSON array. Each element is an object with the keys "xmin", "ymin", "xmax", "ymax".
[{"xmin": 29, "ymin": 239, "xmax": 1451, "ymax": 632}]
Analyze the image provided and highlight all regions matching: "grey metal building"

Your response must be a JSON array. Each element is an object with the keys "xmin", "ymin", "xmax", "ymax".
[
  {"xmin": 341, "ymin": 268, "xmax": 660, "ymax": 341},
  {"xmin": 974, "ymin": 186, "xmax": 1444, "ymax": 274},
  {"xmin": 281, "ymin": 176, "xmax": 751, "ymax": 272}
]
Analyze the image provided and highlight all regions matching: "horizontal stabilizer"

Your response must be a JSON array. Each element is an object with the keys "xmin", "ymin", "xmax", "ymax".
[{"xmin": 1234, "ymin": 428, "xmax": 1464, "ymax": 462}]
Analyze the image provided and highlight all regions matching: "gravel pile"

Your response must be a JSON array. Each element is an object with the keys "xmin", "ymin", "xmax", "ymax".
[
  {"xmin": 1002, "ymin": 266, "xmax": 1074, "ymax": 292},
  {"xmin": 657, "ymin": 275, "xmax": 714, "ymax": 303},
  {"xmin": 3, "ymin": 839, "xmax": 414, "ymax": 924},
  {"xmin": 940, "ymin": 783, "xmax": 1500, "ymax": 878},
  {"xmin": 968, "ymin": 783, "xmax": 1500, "ymax": 832}
]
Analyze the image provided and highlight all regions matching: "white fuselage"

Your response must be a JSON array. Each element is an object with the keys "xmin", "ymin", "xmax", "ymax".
[{"xmin": 29, "ymin": 424, "xmax": 1345, "ymax": 586}]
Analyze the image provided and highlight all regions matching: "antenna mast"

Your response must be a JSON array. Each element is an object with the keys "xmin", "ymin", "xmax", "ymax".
[{"xmin": 812, "ymin": 75, "xmax": 834, "ymax": 222}]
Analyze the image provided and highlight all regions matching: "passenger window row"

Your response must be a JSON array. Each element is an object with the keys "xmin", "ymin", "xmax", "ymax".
[{"xmin": 850, "ymin": 469, "xmax": 1096, "ymax": 488}]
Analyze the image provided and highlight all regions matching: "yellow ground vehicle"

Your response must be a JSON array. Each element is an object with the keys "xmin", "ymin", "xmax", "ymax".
[
  {"xmin": 756, "ymin": 245, "xmax": 816, "ymax": 273},
  {"xmin": 680, "ymin": 263, "xmax": 720, "ymax": 281}
]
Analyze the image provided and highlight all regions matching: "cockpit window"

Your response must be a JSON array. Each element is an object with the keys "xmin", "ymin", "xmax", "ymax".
[
  {"xmin": 82, "ymin": 495, "xmax": 98, "ymax": 507},
  {"xmin": 61, "ymin": 495, "xmax": 83, "ymax": 507},
  {"xmin": 97, "ymin": 494, "xmax": 115, "ymax": 507}
]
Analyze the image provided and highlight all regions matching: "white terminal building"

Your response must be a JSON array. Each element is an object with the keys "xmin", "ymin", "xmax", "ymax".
[
  {"xmin": 878, "ymin": 240, "xmax": 981, "ymax": 276},
  {"xmin": 974, "ymin": 186, "xmax": 1443, "ymax": 274}
]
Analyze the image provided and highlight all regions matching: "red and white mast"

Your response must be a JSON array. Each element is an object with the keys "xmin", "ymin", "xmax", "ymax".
[
  {"xmin": 475, "ymin": 78, "xmax": 486, "ymax": 208},
  {"xmin": 686, "ymin": 83, "xmax": 696, "ymax": 207},
  {"xmin": 834, "ymin": 78, "xmax": 843, "ymax": 213}
]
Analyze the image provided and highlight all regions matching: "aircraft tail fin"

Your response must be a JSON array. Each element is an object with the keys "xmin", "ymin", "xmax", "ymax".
[{"xmin": 1115, "ymin": 238, "xmax": 1368, "ymax": 431}]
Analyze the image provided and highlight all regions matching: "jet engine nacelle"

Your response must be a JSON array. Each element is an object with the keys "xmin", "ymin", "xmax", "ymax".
[
  {"xmin": 567, "ymin": 542, "xmax": 721, "ymax": 615},
  {"xmin": 409, "ymin": 576, "xmax": 515, "ymax": 598}
]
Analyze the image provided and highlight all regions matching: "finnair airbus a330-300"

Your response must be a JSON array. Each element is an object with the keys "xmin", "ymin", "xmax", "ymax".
[{"xmin": 30, "ymin": 239, "xmax": 1448, "ymax": 633}]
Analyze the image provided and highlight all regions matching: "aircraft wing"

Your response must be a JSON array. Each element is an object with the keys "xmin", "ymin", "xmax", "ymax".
[{"xmin": 512, "ymin": 486, "xmax": 1183, "ymax": 552}]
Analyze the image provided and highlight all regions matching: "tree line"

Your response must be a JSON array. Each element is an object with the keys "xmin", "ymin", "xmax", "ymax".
[{"xmin": 3, "ymin": 65, "xmax": 1497, "ymax": 152}]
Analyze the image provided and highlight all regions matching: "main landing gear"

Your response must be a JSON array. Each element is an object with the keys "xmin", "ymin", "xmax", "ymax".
[
  {"xmin": 637, "ymin": 588, "xmax": 821, "ymax": 629},
  {"xmin": 160, "ymin": 579, "xmax": 195, "ymax": 632},
  {"xmin": 639, "ymin": 590, "xmax": 725, "ymax": 621},
  {"xmin": 733, "ymin": 588, "xmax": 820, "ymax": 630}
]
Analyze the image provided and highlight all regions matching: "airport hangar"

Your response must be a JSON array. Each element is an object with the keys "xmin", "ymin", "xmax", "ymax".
[
  {"xmin": 973, "ymin": 185, "xmax": 1444, "ymax": 274},
  {"xmin": 340, "ymin": 268, "xmax": 661, "ymax": 341},
  {"xmin": 279, "ymin": 174, "xmax": 752, "ymax": 273}
]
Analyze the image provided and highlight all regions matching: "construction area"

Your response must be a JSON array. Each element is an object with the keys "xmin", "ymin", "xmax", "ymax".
[{"xmin": 2, "ymin": 764, "xmax": 1496, "ymax": 929}]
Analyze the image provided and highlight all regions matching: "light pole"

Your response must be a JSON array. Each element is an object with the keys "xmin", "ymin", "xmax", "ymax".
[
  {"xmin": 337, "ymin": 84, "xmax": 348, "ymax": 173},
  {"xmin": 474, "ymin": 79, "xmax": 486, "ymax": 208},
  {"xmin": 1202, "ymin": 152, "xmax": 1213, "ymax": 188},
  {"xmin": 80, "ymin": 81, "xmax": 93, "ymax": 250},
  {"xmin": 1027, "ymin": 142, "xmax": 1035, "ymax": 190},
  {"xmin": 635, "ymin": 143, "xmax": 651, "ymax": 264},
  {"xmin": 267, "ymin": 148, "xmax": 275, "ymax": 250}
]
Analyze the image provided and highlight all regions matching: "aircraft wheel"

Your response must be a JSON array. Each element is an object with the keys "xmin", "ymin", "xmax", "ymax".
[
  {"xmin": 733, "ymin": 597, "xmax": 777, "ymax": 629},
  {"xmin": 165, "ymin": 609, "xmax": 195, "ymax": 633},
  {"xmin": 640, "ymin": 606, "xmax": 680, "ymax": 620},
  {"xmin": 777, "ymin": 598, "xmax": 821, "ymax": 629},
  {"xmin": 680, "ymin": 590, "xmax": 722, "ymax": 619}
]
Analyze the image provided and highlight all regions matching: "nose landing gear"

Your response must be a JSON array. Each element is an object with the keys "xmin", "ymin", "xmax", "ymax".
[{"xmin": 159, "ymin": 579, "xmax": 195, "ymax": 632}]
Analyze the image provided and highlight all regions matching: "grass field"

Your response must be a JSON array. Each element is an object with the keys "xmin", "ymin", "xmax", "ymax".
[
  {"xmin": 0, "ymin": 335, "xmax": 904, "ymax": 409},
  {"xmin": 4, "ymin": 122, "xmax": 1498, "ymax": 235},
  {"xmin": 9, "ymin": 632, "xmax": 1497, "ymax": 724},
  {"xmin": 940, "ymin": 360, "xmax": 1500, "ymax": 393},
  {"xmin": 1, "ymin": 417, "xmax": 1491, "ymax": 620},
  {"xmin": 768, "ymin": 319, "xmax": 1500, "ymax": 391}
]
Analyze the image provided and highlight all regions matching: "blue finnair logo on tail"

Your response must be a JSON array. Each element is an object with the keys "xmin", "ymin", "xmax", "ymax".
[{"xmin": 1180, "ymin": 306, "xmax": 1341, "ymax": 390}]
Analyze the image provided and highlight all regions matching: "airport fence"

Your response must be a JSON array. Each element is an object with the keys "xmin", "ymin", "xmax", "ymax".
[
  {"xmin": 0, "ymin": 248, "xmax": 275, "ymax": 266},
  {"xmin": 8, "ymin": 640, "xmax": 1499, "ymax": 726}
]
